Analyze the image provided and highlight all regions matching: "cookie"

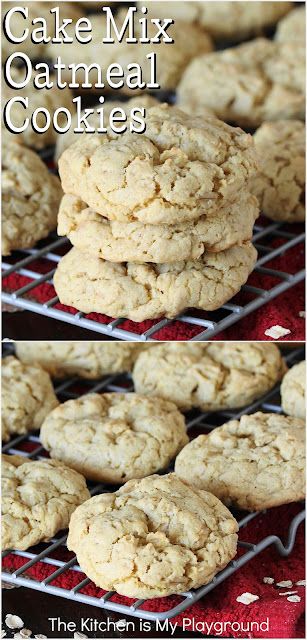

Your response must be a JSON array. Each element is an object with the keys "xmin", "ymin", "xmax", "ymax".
[
  {"xmin": 175, "ymin": 412, "xmax": 305, "ymax": 511},
  {"xmin": 2, "ymin": 68, "xmax": 75, "ymax": 150},
  {"xmin": 55, "ymin": 95, "xmax": 159, "ymax": 163},
  {"xmin": 275, "ymin": 6, "xmax": 306, "ymax": 43},
  {"xmin": 178, "ymin": 38, "xmax": 305, "ymax": 127},
  {"xmin": 141, "ymin": 1, "xmax": 292, "ymax": 40},
  {"xmin": 67, "ymin": 473, "xmax": 238, "ymax": 598},
  {"xmin": 58, "ymin": 192, "xmax": 259, "ymax": 262},
  {"xmin": 40, "ymin": 393, "xmax": 188, "ymax": 483},
  {"xmin": 47, "ymin": 11, "xmax": 212, "ymax": 92},
  {"xmin": 2, "ymin": 2, "xmax": 84, "ymax": 60},
  {"xmin": 2, "ymin": 455, "xmax": 90, "ymax": 550},
  {"xmin": 281, "ymin": 361, "xmax": 306, "ymax": 420},
  {"xmin": 252, "ymin": 120, "xmax": 305, "ymax": 223},
  {"xmin": 2, "ymin": 356, "xmax": 59, "ymax": 442},
  {"xmin": 59, "ymin": 104, "xmax": 258, "ymax": 225},
  {"xmin": 15, "ymin": 341, "xmax": 146, "ymax": 379},
  {"xmin": 133, "ymin": 343, "xmax": 286, "ymax": 411},
  {"xmin": 53, "ymin": 243, "xmax": 257, "ymax": 322},
  {"xmin": 2, "ymin": 142, "xmax": 62, "ymax": 255}
]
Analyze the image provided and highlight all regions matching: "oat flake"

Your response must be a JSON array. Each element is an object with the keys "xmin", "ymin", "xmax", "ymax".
[
  {"xmin": 236, "ymin": 592, "xmax": 259, "ymax": 605},
  {"xmin": 264, "ymin": 325, "xmax": 291, "ymax": 340},
  {"xmin": 296, "ymin": 580, "xmax": 306, "ymax": 586},
  {"xmin": 5, "ymin": 615, "xmax": 24, "ymax": 630},
  {"xmin": 263, "ymin": 577, "xmax": 274, "ymax": 584},
  {"xmin": 276, "ymin": 580, "xmax": 293, "ymax": 588},
  {"xmin": 73, "ymin": 633, "xmax": 88, "ymax": 639},
  {"xmin": 279, "ymin": 591, "xmax": 298, "ymax": 596},
  {"xmin": 287, "ymin": 595, "xmax": 301, "ymax": 602}
]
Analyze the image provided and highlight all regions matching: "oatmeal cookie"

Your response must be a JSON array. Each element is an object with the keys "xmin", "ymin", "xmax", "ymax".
[
  {"xmin": 67, "ymin": 473, "xmax": 238, "ymax": 598},
  {"xmin": 133, "ymin": 343, "xmax": 286, "ymax": 411},
  {"xmin": 47, "ymin": 12, "xmax": 212, "ymax": 92},
  {"xmin": 1, "ymin": 2, "xmax": 84, "ymax": 60},
  {"xmin": 281, "ymin": 361, "xmax": 306, "ymax": 420},
  {"xmin": 40, "ymin": 393, "xmax": 188, "ymax": 483},
  {"xmin": 55, "ymin": 95, "xmax": 159, "ymax": 163},
  {"xmin": 53, "ymin": 243, "xmax": 257, "ymax": 321},
  {"xmin": 15, "ymin": 341, "xmax": 145, "ymax": 379},
  {"xmin": 178, "ymin": 38, "xmax": 305, "ymax": 127},
  {"xmin": 2, "ymin": 68, "xmax": 75, "ymax": 150},
  {"xmin": 2, "ymin": 455, "xmax": 90, "ymax": 550},
  {"xmin": 58, "ymin": 192, "xmax": 259, "ymax": 262},
  {"xmin": 175, "ymin": 412, "xmax": 305, "ymax": 511},
  {"xmin": 141, "ymin": 1, "xmax": 291, "ymax": 40},
  {"xmin": 2, "ymin": 142, "xmax": 62, "ymax": 255},
  {"xmin": 2, "ymin": 356, "xmax": 59, "ymax": 442},
  {"xmin": 59, "ymin": 104, "xmax": 258, "ymax": 225},
  {"xmin": 275, "ymin": 5, "xmax": 306, "ymax": 43},
  {"xmin": 252, "ymin": 120, "xmax": 305, "ymax": 222}
]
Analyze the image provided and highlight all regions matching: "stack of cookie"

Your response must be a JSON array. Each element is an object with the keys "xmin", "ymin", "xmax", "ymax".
[{"xmin": 54, "ymin": 103, "xmax": 259, "ymax": 322}]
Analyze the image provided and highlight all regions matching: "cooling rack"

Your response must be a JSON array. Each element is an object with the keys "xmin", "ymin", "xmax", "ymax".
[
  {"xmin": 2, "ymin": 345, "xmax": 305, "ymax": 622},
  {"xmin": 2, "ymin": 222, "xmax": 305, "ymax": 341}
]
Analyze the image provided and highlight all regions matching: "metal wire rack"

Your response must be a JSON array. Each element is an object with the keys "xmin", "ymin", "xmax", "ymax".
[
  {"xmin": 2, "ymin": 345, "xmax": 305, "ymax": 621},
  {"xmin": 2, "ymin": 222, "xmax": 305, "ymax": 341}
]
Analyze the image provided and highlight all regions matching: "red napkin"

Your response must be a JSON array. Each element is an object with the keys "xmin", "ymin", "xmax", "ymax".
[
  {"xmin": 3, "ymin": 503, "xmax": 305, "ymax": 638},
  {"xmin": 2, "ymin": 230, "xmax": 305, "ymax": 341}
]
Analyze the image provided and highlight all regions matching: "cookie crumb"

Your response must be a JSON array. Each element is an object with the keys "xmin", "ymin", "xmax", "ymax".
[
  {"xmin": 298, "ymin": 311, "xmax": 305, "ymax": 318},
  {"xmin": 236, "ymin": 592, "xmax": 259, "ymax": 605},
  {"xmin": 279, "ymin": 591, "xmax": 298, "ymax": 596},
  {"xmin": 264, "ymin": 325, "xmax": 291, "ymax": 340},
  {"xmin": 1, "ymin": 582, "xmax": 20, "ymax": 590},
  {"xmin": 263, "ymin": 577, "xmax": 274, "ymax": 584},
  {"xmin": 74, "ymin": 634, "xmax": 88, "ymax": 639},
  {"xmin": 287, "ymin": 595, "xmax": 301, "ymax": 602},
  {"xmin": 276, "ymin": 580, "xmax": 293, "ymax": 588},
  {"xmin": 20, "ymin": 630, "xmax": 32, "ymax": 638},
  {"xmin": 5, "ymin": 616, "xmax": 24, "ymax": 630},
  {"xmin": 34, "ymin": 635, "xmax": 47, "ymax": 639}
]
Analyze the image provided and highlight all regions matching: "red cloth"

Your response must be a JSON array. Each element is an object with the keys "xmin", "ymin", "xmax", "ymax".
[
  {"xmin": 2, "ymin": 231, "xmax": 305, "ymax": 341},
  {"xmin": 3, "ymin": 504, "xmax": 305, "ymax": 638}
]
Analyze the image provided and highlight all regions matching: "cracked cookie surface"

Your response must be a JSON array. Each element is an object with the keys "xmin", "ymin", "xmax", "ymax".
[
  {"xmin": 2, "ymin": 142, "xmax": 62, "ymax": 255},
  {"xmin": 178, "ymin": 38, "xmax": 305, "ymax": 127},
  {"xmin": 59, "ymin": 104, "xmax": 258, "ymax": 225},
  {"xmin": 281, "ymin": 361, "xmax": 306, "ymax": 420},
  {"xmin": 40, "ymin": 393, "xmax": 188, "ymax": 483},
  {"xmin": 53, "ymin": 243, "xmax": 257, "ymax": 321},
  {"xmin": 15, "ymin": 341, "xmax": 146, "ymax": 379},
  {"xmin": 2, "ymin": 356, "xmax": 59, "ymax": 442},
  {"xmin": 252, "ymin": 120, "xmax": 305, "ymax": 223},
  {"xmin": 2, "ymin": 455, "xmax": 90, "ymax": 550},
  {"xmin": 175, "ymin": 412, "xmax": 305, "ymax": 511},
  {"xmin": 133, "ymin": 343, "xmax": 286, "ymax": 411},
  {"xmin": 58, "ymin": 192, "xmax": 259, "ymax": 262},
  {"xmin": 140, "ymin": 1, "xmax": 291, "ymax": 40},
  {"xmin": 67, "ymin": 473, "xmax": 238, "ymax": 598}
]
